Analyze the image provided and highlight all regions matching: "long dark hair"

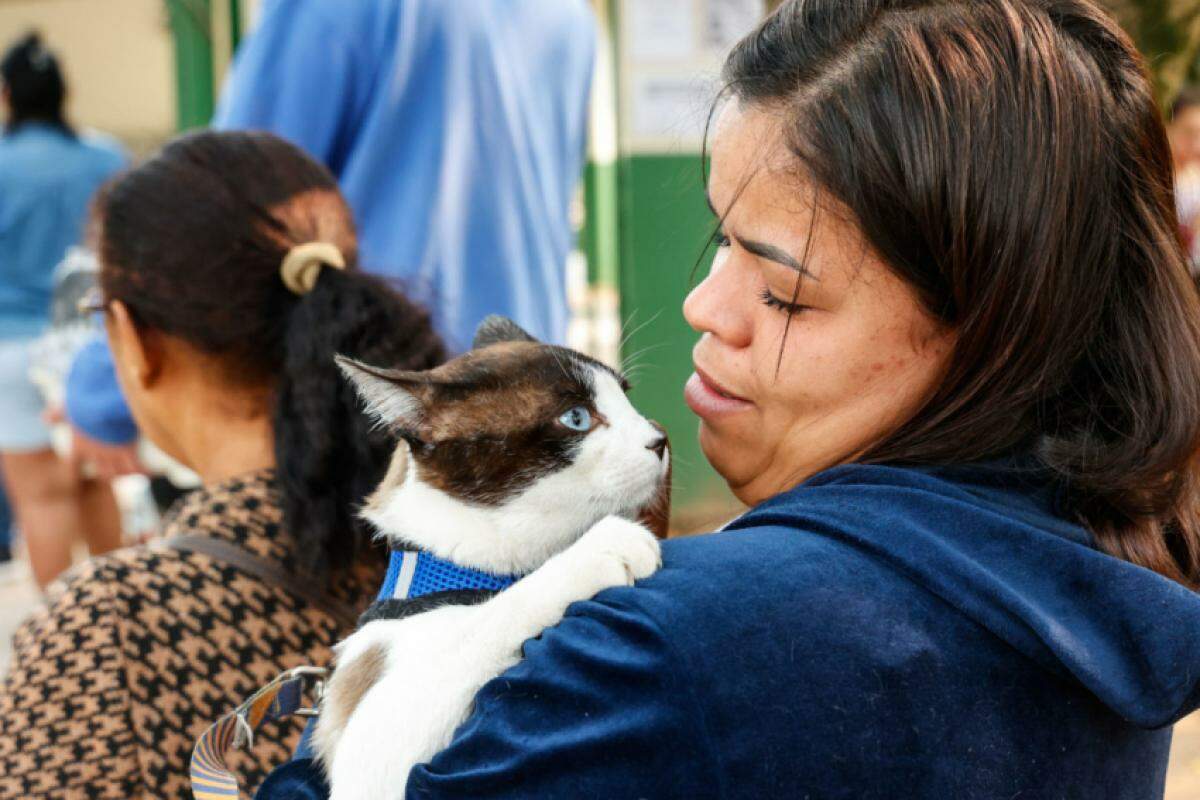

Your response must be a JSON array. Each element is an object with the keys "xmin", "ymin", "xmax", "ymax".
[
  {"xmin": 723, "ymin": 0, "xmax": 1200, "ymax": 586},
  {"xmin": 97, "ymin": 131, "xmax": 446, "ymax": 576},
  {"xmin": 1, "ymin": 32, "xmax": 71, "ymax": 135}
]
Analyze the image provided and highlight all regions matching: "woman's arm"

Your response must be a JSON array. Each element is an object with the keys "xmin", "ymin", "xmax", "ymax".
[
  {"xmin": 405, "ymin": 593, "xmax": 719, "ymax": 799},
  {"xmin": 0, "ymin": 560, "xmax": 142, "ymax": 798}
]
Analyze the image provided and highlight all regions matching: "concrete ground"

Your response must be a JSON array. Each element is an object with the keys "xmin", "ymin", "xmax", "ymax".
[{"xmin": 0, "ymin": 564, "xmax": 1197, "ymax": 795}]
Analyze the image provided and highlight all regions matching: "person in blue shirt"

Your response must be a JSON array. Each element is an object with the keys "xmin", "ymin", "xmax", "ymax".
[
  {"xmin": 263, "ymin": 2, "xmax": 1200, "ymax": 798},
  {"xmin": 61, "ymin": 0, "xmax": 595, "ymax": 457},
  {"xmin": 215, "ymin": 0, "xmax": 594, "ymax": 351},
  {"xmin": 0, "ymin": 33, "xmax": 124, "ymax": 589}
]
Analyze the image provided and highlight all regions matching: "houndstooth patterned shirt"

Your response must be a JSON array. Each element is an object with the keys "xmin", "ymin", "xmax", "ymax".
[{"xmin": 0, "ymin": 471, "xmax": 381, "ymax": 799}]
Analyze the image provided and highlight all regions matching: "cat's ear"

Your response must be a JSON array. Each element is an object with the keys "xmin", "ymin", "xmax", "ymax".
[
  {"xmin": 336, "ymin": 355, "xmax": 426, "ymax": 432},
  {"xmin": 472, "ymin": 315, "xmax": 537, "ymax": 349}
]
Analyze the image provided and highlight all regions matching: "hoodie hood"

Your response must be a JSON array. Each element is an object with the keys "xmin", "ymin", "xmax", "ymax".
[{"xmin": 729, "ymin": 461, "xmax": 1200, "ymax": 729}]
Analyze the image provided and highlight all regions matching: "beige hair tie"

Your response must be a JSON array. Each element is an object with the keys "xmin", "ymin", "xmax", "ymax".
[{"xmin": 280, "ymin": 242, "xmax": 346, "ymax": 295}]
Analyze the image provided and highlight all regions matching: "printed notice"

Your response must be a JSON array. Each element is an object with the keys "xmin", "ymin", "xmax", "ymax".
[
  {"xmin": 704, "ymin": 0, "xmax": 765, "ymax": 53},
  {"xmin": 631, "ymin": 73, "xmax": 718, "ymax": 145},
  {"xmin": 629, "ymin": 0, "xmax": 696, "ymax": 62}
]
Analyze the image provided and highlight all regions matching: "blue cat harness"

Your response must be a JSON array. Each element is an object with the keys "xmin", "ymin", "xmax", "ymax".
[{"xmin": 378, "ymin": 548, "xmax": 520, "ymax": 598}]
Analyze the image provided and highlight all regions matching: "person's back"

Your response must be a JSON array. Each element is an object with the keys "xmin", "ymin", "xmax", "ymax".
[
  {"xmin": 411, "ymin": 463, "xmax": 1196, "ymax": 798},
  {"xmin": 0, "ymin": 471, "xmax": 377, "ymax": 797},
  {"xmin": 215, "ymin": 0, "xmax": 595, "ymax": 350},
  {"xmin": 0, "ymin": 124, "xmax": 124, "ymax": 336}
]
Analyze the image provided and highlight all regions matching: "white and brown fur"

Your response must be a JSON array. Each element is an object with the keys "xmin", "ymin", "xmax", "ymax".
[{"xmin": 314, "ymin": 317, "xmax": 670, "ymax": 800}]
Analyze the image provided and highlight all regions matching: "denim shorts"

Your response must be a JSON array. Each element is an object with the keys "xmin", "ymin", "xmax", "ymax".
[{"xmin": 0, "ymin": 337, "xmax": 52, "ymax": 452}]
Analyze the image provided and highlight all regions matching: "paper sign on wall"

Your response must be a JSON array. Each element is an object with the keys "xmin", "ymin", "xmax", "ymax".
[
  {"xmin": 629, "ymin": 0, "xmax": 696, "ymax": 62},
  {"xmin": 704, "ymin": 0, "xmax": 765, "ymax": 53},
  {"xmin": 631, "ymin": 73, "xmax": 718, "ymax": 143}
]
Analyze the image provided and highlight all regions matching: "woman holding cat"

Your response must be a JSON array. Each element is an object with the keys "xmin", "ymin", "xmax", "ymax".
[
  {"xmin": 400, "ymin": 1, "xmax": 1200, "ymax": 798},
  {"xmin": 0, "ymin": 131, "xmax": 445, "ymax": 798}
]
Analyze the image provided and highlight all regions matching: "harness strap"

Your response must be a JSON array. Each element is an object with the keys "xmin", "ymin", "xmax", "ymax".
[
  {"xmin": 185, "ymin": 543, "xmax": 520, "ymax": 799},
  {"xmin": 161, "ymin": 535, "xmax": 359, "ymax": 630},
  {"xmin": 189, "ymin": 666, "xmax": 328, "ymax": 800}
]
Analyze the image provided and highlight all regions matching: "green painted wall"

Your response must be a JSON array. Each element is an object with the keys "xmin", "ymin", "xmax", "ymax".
[
  {"xmin": 617, "ymin": 153, "xmax": 729, "ymax": 508},
  {"xmin": 582, "ymin": 160, "xmax": 621, "ymax": 289}
]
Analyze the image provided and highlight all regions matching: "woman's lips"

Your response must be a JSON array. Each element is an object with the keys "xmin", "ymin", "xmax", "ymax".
[{"xmin": 684, "ymin": 367, "xmax": 754, "ymax": 419}]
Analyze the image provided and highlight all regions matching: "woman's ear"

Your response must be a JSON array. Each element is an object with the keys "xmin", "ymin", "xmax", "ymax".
[{"xmin": 107, "ymin": 300, "xmax": 161, "ymax": 389}]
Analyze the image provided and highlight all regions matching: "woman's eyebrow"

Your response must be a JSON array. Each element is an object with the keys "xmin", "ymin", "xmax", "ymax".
[
  {"xmin": 736, "ymin": 237, "xmax": 820, "ymax": 282},
  {"xmin": 707, "ymin": 192, "xmax": 820, "ymax": 282}
]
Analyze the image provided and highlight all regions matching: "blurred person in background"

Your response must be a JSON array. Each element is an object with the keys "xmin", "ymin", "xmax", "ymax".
[
  {"xmin": 60, "ymin": 0, "xmax": 597, "ymax": 484},
  {"xmin": 215, "ymin": 0, "xmax": 595, "ymax": 350},
  {"xmin": 0, "ymin": 130, "xmax": 446, "ymax": 798},
  {"xmin": 0, "ymin": 32, "xmax": 125, "ymax": 588},
  {"xmin": 1169, "ymin": 86, "xmax": 1200, "ymax": 269}
]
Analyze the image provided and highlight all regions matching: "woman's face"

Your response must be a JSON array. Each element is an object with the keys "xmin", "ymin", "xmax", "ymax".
[{"xmin": 683, "ymin": 104, "xmax": 954, "ymax": 506}]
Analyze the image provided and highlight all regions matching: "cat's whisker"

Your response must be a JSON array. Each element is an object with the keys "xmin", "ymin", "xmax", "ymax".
[
  {"xmin": 618, "ymin": 308, "xmax": 663, "ymax": 353},
  {"xmin": 620, "ymin": 342, "xmax": 669, "ymax": 375}
]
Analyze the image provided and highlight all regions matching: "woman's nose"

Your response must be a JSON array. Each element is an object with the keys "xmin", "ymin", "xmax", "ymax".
[{"xmin": 683, "ymin": 254, "xmax": 751, "ymax": 348}]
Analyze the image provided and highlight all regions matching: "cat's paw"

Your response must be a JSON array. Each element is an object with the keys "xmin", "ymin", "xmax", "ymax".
[
  {"xmin": 473, "ymin": 518, "xmax": 662, "ymax": 660},
  {"xmin": 563, "ymin": 515, "xmax": 662, "ymax": 591}
]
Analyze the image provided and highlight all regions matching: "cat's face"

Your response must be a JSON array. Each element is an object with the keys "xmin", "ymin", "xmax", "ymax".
[{"xmin": 339, "ymin": 317, "xmax": 669, "ymax": 564}]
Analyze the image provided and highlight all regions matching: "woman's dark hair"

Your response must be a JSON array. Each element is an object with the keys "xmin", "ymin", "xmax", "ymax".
[
  {"xmin": 98, "ymin": 130, "xmax": 446, "ymax": 576},
  {"xmin": 1, "ymin": 32, "xmax": 70, "ymax": 134},
  {"xmin": 722, "ymin": 0, "xmax": 1200, "ymax": 586}
]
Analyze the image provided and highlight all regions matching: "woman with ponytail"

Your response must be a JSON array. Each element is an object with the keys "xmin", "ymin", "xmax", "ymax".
[{"xmin": 0, "ymin": 130, "xmax": 445, "ymax": 798}]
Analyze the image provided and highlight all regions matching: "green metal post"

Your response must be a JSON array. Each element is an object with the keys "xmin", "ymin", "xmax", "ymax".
[
  {"xmin": 229, "ymin": 0, "xmax": 243, "ymax": 50},
  {"xmin": 581, "ymin": 0, "xmax": 622, "ymax": 292},
  {"xmin": 166, "ymin": 0, "xmax": 215, "ymax": 131}
]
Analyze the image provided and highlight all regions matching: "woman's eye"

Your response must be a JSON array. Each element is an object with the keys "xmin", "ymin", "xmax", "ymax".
[
  {"xmin": 759, "ymin": 288, "xmax": 809, "ymax": 315},
  {"xmin": 558, "ymin": 406, "xmax": 593, "ymax": 432}
]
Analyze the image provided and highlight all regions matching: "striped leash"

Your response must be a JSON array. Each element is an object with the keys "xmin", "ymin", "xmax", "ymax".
[{"xmin": 189, "ymin": 666, "xmax": 328, "ymax": 799}]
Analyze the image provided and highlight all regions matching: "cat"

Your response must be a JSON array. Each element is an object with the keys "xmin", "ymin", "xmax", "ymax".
[{"xmin": 313, "ymin": 316, "xmax": 671, "ymax": 800}]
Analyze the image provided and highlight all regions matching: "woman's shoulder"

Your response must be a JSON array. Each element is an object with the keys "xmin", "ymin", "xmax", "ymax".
[
  {"xmin": 564, "ymin": 459, "xmax": 1087, "ymax": 676},
  {"xmin": 15, "ymin": 543, "xmax": 205, "ymax": 652},
  {"xmin": 578, "ymin": 460, "xmax": 1200, "ymax": 729},
  {"xmin": 631, "ymin": 460, "xmax": 1080, "ymax": 608}
]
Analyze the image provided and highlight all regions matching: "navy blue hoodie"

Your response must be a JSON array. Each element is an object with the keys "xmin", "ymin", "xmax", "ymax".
[
  {"xmin": 405, "ymin": 462, "xmax": 1200, "ymax": 798},
  {"xmin": 261, "ymin": 462, "xmax": 1200, "ymax": 798}
]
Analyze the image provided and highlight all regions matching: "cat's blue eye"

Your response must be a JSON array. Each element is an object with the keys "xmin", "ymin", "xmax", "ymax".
[{"xmin": 558, "ymin": 406, "xmax": 592, "ymax": 432}]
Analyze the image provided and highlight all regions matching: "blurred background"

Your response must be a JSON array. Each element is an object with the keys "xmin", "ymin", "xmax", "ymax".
[{"xmin": 0, "ymin": 0, "xmax": 1197, "ymax": 795}]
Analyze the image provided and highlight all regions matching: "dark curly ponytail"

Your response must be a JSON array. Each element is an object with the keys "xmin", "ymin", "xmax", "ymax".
[
  {"xmin": 99, "ymin": 130, "xmax": 446, "ymax": 576},
  {"xmin": 275, "ymin": 269, "xmax": 445, "ymax": 572}
]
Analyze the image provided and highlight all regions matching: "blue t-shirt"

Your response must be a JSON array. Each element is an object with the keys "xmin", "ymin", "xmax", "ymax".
[
  {"xmin": 262, "ymin": 461, "xmax": 1200, "ymax": 799},
  {"xmin": 214, "ymin": 0, "xmax": 595, "ymax": 351},
  {"xmin": 0, "ymin": 123, "xmax": 125, "ymax": 338}
]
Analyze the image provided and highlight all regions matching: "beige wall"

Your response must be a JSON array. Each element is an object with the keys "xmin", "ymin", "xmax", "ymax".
[{"xmin": 0, "ymin": 0, "xmax": 175, "ymax": 155}]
